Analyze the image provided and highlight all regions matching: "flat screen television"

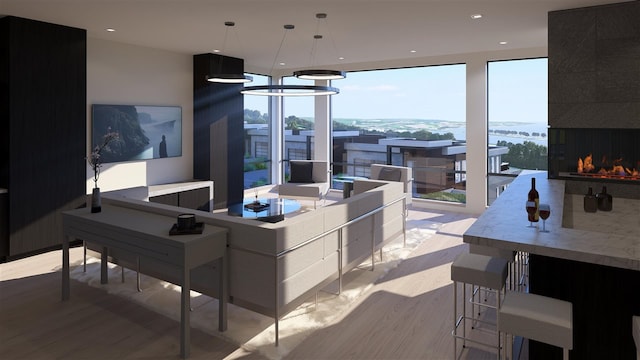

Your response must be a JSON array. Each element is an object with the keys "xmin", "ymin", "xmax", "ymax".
[{"xmin": 91, "ymin": 104, "xmax": 182, "ymax": 163}]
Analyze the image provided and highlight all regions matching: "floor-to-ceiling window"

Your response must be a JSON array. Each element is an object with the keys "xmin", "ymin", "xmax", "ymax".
[
  {"xmin": 487, "ymin": 58, "xmax": 548, "ymax": 205},
  {"xmin": 281, "ymin": 76, "xmax": 315, "ymax": 180},
  {"xmin": 331, "ymin": 64, "xmax": 467, "ymax": 203},
  {"xmin": 243, "ymin": 73, "xmax": 272, "ymax": 189}
]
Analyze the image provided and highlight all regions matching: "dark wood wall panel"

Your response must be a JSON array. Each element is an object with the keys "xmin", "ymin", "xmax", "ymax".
[
  {"xmin": 193, "ymin": 53, "xmax": 244, "ymax": 209},
  {"xmin": 1, "ymin": 16, "xmax": 86, "ymax": 257},
  {"xmin": 529, "ymin": 254, "xmax": 640, "ymax": 359}
]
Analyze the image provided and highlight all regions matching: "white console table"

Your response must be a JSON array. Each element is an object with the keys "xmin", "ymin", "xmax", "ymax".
[{"xmin": 62, "ymin": 204, "xmax": 228, "ymax": 359}]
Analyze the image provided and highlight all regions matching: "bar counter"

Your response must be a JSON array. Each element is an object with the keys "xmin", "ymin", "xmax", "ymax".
[{"xmin": 464, "ymin": 172, "xmax": 640, "ymax": 359}]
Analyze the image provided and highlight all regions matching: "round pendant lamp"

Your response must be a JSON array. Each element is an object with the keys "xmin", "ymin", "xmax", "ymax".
[{"xmin": 207, "ymin": 21, "xmax": 253, "ymax": 84}]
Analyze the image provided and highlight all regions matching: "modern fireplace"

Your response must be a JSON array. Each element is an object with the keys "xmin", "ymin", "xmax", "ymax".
[{"xmin": 548, "ymin": 128, "xmax": 640, "ymax": 183}]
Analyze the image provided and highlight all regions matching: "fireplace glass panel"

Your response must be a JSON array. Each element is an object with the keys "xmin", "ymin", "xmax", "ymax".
[{"xmin": 548, "ymin": 128, "xmax": 640, "ymax": 182}]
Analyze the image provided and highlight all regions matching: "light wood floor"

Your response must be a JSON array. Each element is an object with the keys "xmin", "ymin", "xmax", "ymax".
[{"xmin": 0, "ymin": 192, "xmax": 521, "ymax": 359}]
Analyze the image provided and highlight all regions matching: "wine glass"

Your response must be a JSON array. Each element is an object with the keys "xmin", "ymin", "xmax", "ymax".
[
  {"xmin": 526, "ymin": 201, "xmax": 537, "ymax": 227},
  {"xmin": 539, "ymin": 203, "xmax": 551, "ymax": 232}
]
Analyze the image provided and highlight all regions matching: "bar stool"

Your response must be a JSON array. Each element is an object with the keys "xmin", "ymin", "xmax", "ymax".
[
  {"xmin": 451, "ymin": 252, "xmax": 509, "ymax": 358},
  {"xmin": 469, "ymin": 244, "xmax": 518, "ymax": 291},
  {"xmin": 498, "ymin": 291, "xmax": 573, "ymax": 360},
  {"xmin": 633, "ymin": 316, "xmax": 639, "ymax": 360}
]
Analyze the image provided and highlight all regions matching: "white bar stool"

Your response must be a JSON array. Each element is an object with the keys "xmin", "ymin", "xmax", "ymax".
[
  {"xmin": 633, "ymin": 316, "xmax": 639, "ymax": 360},
  {"xmin": 498, "ymin": 291, "xmax": 573, "ymax": 360},
  {"xmin": 469, "ymin": 244, "xmax": 518, "ymax": 291},
  {"xmin": 451, "ymin": 252, "xmax": 509, "ymax": 358}
]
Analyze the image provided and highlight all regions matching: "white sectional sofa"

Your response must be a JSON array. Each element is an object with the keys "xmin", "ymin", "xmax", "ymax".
[{"xmin": 98, "ymin": 174, "xmax": 408, "ymax": 345}]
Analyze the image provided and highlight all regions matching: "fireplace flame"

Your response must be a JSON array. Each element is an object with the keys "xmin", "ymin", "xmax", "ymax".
[{"xmin": 577, "ymin": 153, "xmax": 639, "ymax": 180}]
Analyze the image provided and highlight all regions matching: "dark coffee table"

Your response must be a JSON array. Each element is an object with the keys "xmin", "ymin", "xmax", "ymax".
[{"xmin": 227, "ymin": 198, "xmax": 301, "ymax": 222}]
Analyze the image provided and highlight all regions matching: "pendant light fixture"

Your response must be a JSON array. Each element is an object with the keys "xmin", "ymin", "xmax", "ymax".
[
  {"xmin": 241, "ymin": 24, "xmax": 339, "ymax": 97},
  {"xmin": 293, "ymin": 13, "xmax": 346, "ymax": 81},
  {"xmin": 207, "ymin": 21, "xmax": 253, "ymax": 84}
]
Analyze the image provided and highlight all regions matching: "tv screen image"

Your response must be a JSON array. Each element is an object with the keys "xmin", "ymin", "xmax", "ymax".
[{"xmin": 91, "ymin": 104, "xmax": 182, "ymax": 163}]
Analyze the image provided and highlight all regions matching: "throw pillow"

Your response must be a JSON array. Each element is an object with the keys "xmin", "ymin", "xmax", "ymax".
[
  {"xmin": 290, "ymin": 162, "xmax": 314, "ymax": 183},
  {"xmin": 378, "ymin": 167, "xmax": 402, "ymax": 182}
]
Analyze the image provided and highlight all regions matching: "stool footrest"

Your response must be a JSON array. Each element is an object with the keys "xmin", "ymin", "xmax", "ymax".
[{"xmin": 452, "ymin": 316, "xmax": 501, "ymax": 351}]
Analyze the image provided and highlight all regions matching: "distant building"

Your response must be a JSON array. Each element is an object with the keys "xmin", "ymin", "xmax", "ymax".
[{"xmin": 244, "ymin": 129, "xmax": 509, "ymax": 198}]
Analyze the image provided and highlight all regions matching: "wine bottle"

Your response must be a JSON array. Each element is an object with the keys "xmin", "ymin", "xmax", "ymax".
[{"xmin": 527, "ymin": 177, "xmax": 539, "ymax": 222}]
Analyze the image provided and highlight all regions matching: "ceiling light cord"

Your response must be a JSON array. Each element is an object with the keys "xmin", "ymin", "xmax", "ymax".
[
  {"xmin": 242, "ymin": 23, "xmax": 339, "ymax": 96},
  {"xmin": 269, "ymin": 24, "xmax": 294, "ymax": 76},
  {"xmin": 293, "ymin": 13, "xmax": 345, "ymax": 81},
  {"xmin": 207, "ymin": 21, "xmax": 253, "ymax": 84}
]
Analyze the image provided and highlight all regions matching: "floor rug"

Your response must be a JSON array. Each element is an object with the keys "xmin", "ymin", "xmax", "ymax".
[{"xmin": 69, "ymin": 222, "xmax": 441, "ymax": 360}]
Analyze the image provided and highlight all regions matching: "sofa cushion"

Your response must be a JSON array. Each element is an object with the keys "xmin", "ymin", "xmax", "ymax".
[
  {"xmin": 378, "ymin": 167, "xmax": 402, "ymax": 182},
  {"xmin": 278, "ymin": 182, "xmax": 328, "ymax": 198},
  {"xmin": 290, "ymin": 161, "xmax": 314, "ymax": 183}
]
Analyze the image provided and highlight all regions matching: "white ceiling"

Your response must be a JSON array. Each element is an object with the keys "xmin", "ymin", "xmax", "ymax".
[{"xmin": 1, "ymin": 0, "xmax": 632, "ymax": 74}]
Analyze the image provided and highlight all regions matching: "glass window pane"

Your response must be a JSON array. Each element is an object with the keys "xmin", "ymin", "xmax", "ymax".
[
  {"xmin": 487, "ymin": 58, "xmax": 548, "ymax": 205},
  {"xmin": 243, "ymin": 73, "xmax": 272, "ymax": 189},
  {"xmin": 332, "ymin": 65, "xmax": 467, "ymax": 204}
]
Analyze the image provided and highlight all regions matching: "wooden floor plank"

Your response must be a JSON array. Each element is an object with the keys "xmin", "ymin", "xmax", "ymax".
[{"xmin": 1, "ymin": 199, "xmax": 525, "ymax": 359}]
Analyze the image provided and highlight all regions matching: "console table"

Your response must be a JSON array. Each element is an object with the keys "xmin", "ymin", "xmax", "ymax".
[{"xmin": 62, "ymin": 204, "xmax": 228, "ymax": 359}]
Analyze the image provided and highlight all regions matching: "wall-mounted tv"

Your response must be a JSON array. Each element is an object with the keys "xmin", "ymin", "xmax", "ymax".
[{"xmin": 91, "ymin": 104, "xmax": 182, "ymax": 163}]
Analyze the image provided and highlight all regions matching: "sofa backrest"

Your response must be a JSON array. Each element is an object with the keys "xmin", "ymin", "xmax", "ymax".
[
  {"xmin": 370, "ymin": 164, "xmax": 413, "ymax": 204},
  {"xmin": 289, "ymin": 160, "xmax": 329, "ymax": 183},
  {"xmin": 103, "ymin": 179, "xmax": 404, "ymax": 256}
]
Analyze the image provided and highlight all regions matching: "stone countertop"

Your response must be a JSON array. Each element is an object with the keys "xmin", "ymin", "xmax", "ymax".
[{"xmin": 463, "ymin": 172, "xmax": 639, "ymax": 271}]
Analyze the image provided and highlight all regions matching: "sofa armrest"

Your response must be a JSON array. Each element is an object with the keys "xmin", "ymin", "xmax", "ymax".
[
  {"xmin": 370, "ymin": 164, "xmax": 413, "ymax": 204},
  {"xmin": 352, "ymin": 179, "xmax": 387, "ymax": 195}
]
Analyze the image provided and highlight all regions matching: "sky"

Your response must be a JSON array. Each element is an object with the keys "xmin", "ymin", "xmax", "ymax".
[{"xmin": 244, "ymin": 58, "xmax": 548, "ymax": 124}]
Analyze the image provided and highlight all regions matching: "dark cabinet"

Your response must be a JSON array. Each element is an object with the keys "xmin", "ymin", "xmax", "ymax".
[
  {"xmin": 149, "ymin": 193, "xmax": 179, "ymax": 207},
  {"xmin": 148, "ymin": 183, "xmax": 213, "ymax": 212},
  {"xmin": 177, "ymin": 188, "xmax": 211, "ymax": 211},
  {"xmin": 0, "ymin": 16, "xmax": 86, "ymax": 258}
]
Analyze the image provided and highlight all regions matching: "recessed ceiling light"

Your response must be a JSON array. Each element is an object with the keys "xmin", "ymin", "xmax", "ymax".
[
  {"xmin": 338, "ymin": 57, "xmax": 345, "ymax": 60},
  {"xmin": 279, "ymin": 62, "xmax": 286, "ymax": 66},
  {"xmin": 499, "ymin": 41, "xmax": 508, "ymax": 45},
  {"xmin": 106, "ymin": 28, "xmax": 116, "ymax": 32},
  {"xmin": 471, "ymin": 14, "xmax": 482, "ymax": 19},
  {"xmin": 213, "ymin": 49, "xmax": 221, "ymax": 53},
  {"xmin": 410, "ymin": 50, "xmax": 417, "ymax": 53}
]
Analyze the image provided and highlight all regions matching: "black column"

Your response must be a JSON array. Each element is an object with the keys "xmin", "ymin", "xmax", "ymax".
[
  {"xmin": 193, "ymin": 54, "xmax": 244, "ymax": 209},
  {"xmin": 1, "ymin": 16, "xmax": 86, "ymax": 257}
]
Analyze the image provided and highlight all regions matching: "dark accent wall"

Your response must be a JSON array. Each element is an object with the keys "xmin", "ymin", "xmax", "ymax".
[
  {"xmin": 544, "ymin": 3, "xmax": 640, "ymax": 358},
  {"xmin": 548, "ymin": 1, "xmax": 640, "ymax": 200},
  {"xmin": 0, "ymin": 16, "xmax": 87, "ymax": 258},
  {"xmin": 193, "ymin": 54, "xmax": 244, "ymax": 209},
  {"xmin": 548, "ymin": 1, "xmax": 640, "ymax": 129}
]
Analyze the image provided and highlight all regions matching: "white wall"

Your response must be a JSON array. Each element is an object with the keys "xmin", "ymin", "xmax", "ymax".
[{"xmin": 86, "ymin": 39, "xmax": 193, "ymax": 194}]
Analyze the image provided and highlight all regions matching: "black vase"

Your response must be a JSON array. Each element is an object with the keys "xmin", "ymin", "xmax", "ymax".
[
  {"xmin": 596, "ymin": 186, "xmax": 612, "ymax": 212},
  {"xmin": 583, "ymin": 187, "xmax": 597, "ymax": 213},
  {"xmin": 91, "ymin": 187, "xmax": 102, "ymax": 213}
]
